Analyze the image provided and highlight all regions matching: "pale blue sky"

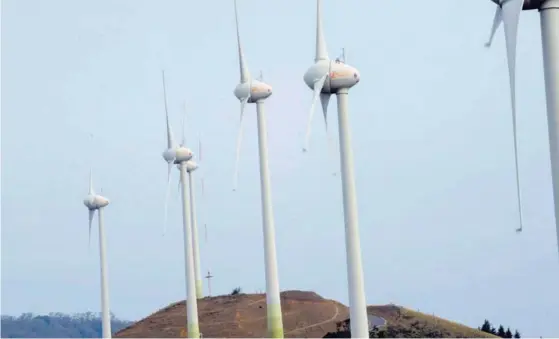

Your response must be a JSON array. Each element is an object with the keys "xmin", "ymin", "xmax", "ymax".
[{"xmin": 2, "ymin": 0, "xmax": 559, "ymax": 337}]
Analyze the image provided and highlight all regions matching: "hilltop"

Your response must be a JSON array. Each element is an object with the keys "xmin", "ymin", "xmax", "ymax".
[{"xmin": 115, "ymin": 290, "xmax": 496, "ymax": 338}]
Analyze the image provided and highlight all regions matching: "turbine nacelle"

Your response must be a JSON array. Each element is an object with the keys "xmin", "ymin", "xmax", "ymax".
[
  {"xmin": 174, "ymin": 146, "xmax": 194, "ymax": 163},
  {"xmin": 304, "ymin": 60, "xmax": 360, "ymax": 94},
  {"xmin": 163, "ymin": 146, "xmax": 193, "ymax": 164},
  {"xmin": 186, "ymin": 160, "xmax": 198, "ymax": 172},
  {"xmin": 84, "ymin": 194, "xmax": 110, "ymax": 210},
  {"xmin": 234, "ymin": 80, "xmax": 273, "ymax": 103},
  {"xmin": 249, "ymin": 80, "xmax": 273, "ymax": 103}
]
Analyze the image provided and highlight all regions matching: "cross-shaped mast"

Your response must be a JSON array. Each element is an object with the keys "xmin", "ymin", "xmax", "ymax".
[{"xmin": 205, "ymin": 271, "xmax": 214, "ymax": 296}]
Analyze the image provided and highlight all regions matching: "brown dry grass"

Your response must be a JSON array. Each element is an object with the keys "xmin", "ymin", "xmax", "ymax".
[
  {"xmin": 115, "ymin": 291, "xmax": 348, "ymax": 338},
  {"xmin": 366, "ymin": 305, "xmax": 498, "ymax": 338},
  {"xmin": 115, "ymin": 291, "xmax": 494, "ymax": 338}
]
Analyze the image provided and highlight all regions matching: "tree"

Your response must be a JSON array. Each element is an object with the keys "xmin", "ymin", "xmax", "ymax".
[
  {"xmin": 479, "ymin": 319, "xmax": 521, "ymax": 339},
  {"xmin": 480, "ymin": 319, "xmax": 492, "ymax": 333},
  {"xmin": 231, "ymin": 287, "xmax": 242, "ymax": 295},
  {"xmin": 505, "ymin": 328, "xmax": 512, "ymax": 338},
  {"xmin": 497, "ymin": 325, "xmax": 506, "ymax": 338},
  {"xmin": 490, "ymin": 326, "xmax": 497, "ymax": 335}
]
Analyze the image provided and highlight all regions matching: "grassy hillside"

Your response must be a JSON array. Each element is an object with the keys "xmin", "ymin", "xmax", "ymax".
[
  {"xmin": 116, "ymin": 291, "xmax": 348, "ymax": 338},
  {"xmin": 116, "ymin": 290, "xmax": 496, "ymax": 338}
]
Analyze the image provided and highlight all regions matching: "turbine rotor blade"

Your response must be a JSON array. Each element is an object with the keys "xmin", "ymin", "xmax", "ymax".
[
  {"xmin": 233, "ymin": 98, "xmax": 248, "ymax": 191},
  {"xmin": 198, "ymin": 135, "xmax": 202, "ymax": 163},
  {"xmin": 485, "ymin": 5, "xmax": 503, "ymax": 47},
  {"xmin": 234, "ymin": 0, "xmax": 250, "ymax": 82},
  {"xmin": 163, "ymin": 162, "xmax": 173, "ymax": 236},
  {"xmin": 502, "ymin": 0, "xmax": 524, "ymax": 231},
  {"xmin": 89, "ymin": 168, "xmax": 94, "ymax": 195},
  {"xmin": 328, "ymin": 135, "xmax": 338, "ymax": 176},
  {"xmin": 88, "ymin": 209, "xmax": 95, "ymax": 248},
  {"xmin": 200, "ymin": 161, "xmax": 207, "ymax": 243},
  {"xmin": 320, "ymin": 92, "xmax": 331, "ymax": 125},
  {"xmin": 320, "ymin": 93, "xmax": 337, "ymax": 176},
  {"xmin": 303, "ymin": 74, "xmax": 328, "ymax": 152},
  {"xmin": 182, "ymin": 101, "xmax": 187, "ymax": 147},
  {"xmin": 177, "ymin": 162, "xmax": 181, "ymax": 194},
  {"xmin": 315, "ymin": 0, "xmax": 328, "ymax": 61},
  {"xmin": 205, "ymin": 223, "xmax": 208, "ymax": 243},
  {"xmin": 198, "ymin": 135, "xmax": 205, "ymax": 208},
  {"xmin": 162, "ymin": 70, "xmax": 175, "ymax": 149},
  {"xmin": 201, "ymin": 177, "xmax": 205, "ymax": 198}
]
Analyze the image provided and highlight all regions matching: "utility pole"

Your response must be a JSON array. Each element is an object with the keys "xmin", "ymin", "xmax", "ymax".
[{"xmin": 205, "ymin": 271, "xmax": 214, "ymax": 296}]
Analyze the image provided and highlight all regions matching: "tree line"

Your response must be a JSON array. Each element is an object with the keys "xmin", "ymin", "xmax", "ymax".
[
  {"xmin": 479, "ymin": 319, "xmax": 521, "ymax": 338},
  {"xmin": 323, "ymin": 317, "xmax": 524, "ymax": 338},
  {"xmin": 1, "ymin": 312, "xmax": 133, "ymax": 338}
]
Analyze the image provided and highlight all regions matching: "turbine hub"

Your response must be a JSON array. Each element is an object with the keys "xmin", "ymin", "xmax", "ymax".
[
  {"xmin": 162, "ymin": 148, "xmax": 176, "ymax": 163},
  {"xmin": 83, "ymin": 195, "xmax": 96, "ymax": 209},
  {"xmin": 234, "ymin": 82, "xmax": 251, "ymax": 101},
  {"xmin": 304, "ymin": 60, "xmax": 331, "ymax": 92},
  {"xmin": 174, "ymin": 146, "xmax": 193, "ymax": 163}
]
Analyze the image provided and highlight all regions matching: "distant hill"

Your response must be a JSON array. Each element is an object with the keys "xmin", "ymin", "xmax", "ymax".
[
  {"xmin": 1, "ymin": 313, "xmax": 133, "ymax": 338},
  {"xmin": 115, "ymin": 290, "xmax": 496, "ymax": 338}
]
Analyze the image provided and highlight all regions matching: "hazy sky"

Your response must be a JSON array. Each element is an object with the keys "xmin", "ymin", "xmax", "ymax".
[{"xmin": 2, "ymin": 0, "xmax": 559, "ymax": 337}]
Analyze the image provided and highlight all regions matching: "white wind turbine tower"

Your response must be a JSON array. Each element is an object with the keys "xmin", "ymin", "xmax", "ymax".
[
  {"xmin": 483, "ymin": 0, "xmax": 559, "ymax": 249},
  {"xmin": 302, "ymin": 0, "xmax": 368, "ymax": 337},
  {"xmin": 160, "ymin": 70, "xmax": 201, "ymax": 338},
  {"xmin": 231, "ymin": 0, "xmax": 284, "ymax": 337},
  {"xmin": 83, "ymin": 170, "xmax": 112, "ymax": 339},
  {"xmin": 184, "ymin": 128, "xmax": 204, "ymax": 299}
]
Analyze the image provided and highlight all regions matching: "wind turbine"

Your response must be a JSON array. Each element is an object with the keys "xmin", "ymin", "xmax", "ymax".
[
  {"xmin": 160, "ymin": 70, "xmax": 201, "ymax": 338},
  {"xmin": 302, "ymin": 0, "xmax": 368, "ymax": 337},
  {"xmin": 483, "ymin": 0, "xmax": 559, "ymax": 247},
  {"xmin": 231, "ymin": 0, "xmax": 284, "ymax": 337},
  {"xmin": 83, "ymin": 170, "xmax": 112, "ymax": 339}
]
